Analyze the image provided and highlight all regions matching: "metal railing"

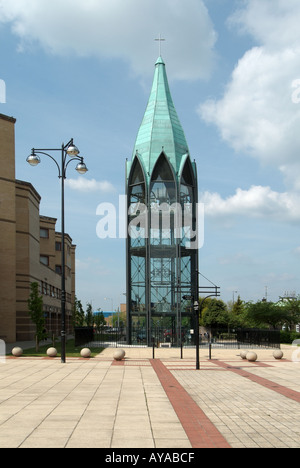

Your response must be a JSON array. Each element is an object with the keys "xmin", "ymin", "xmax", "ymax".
[{"xmin": 74, "ymin": 326, "xmax": 281, "ymax": 349}]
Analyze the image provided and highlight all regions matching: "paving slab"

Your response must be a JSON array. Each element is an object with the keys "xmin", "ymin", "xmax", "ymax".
[{"xmin": 0, "ymin": 345, "xmax": 299, "ymax": 448}]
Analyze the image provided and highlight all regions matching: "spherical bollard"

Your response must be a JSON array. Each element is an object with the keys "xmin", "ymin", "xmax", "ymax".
[
  {"xmin": 273, "ymin": 350, "xmax": 283, "ymax": 360},
  {"xmin": 80, "ymin": 348, "xmax": 91, "ymax": 358},
  {"xmin": 113, "ymin": 349, "xmax": 125, "ymax": 361},
  {"xmin": 240, "ymin": 350, "xmax": 248, "ymax": 359},
  {"xmin": 12, "ymin": 347, "xmax": 23, "ymax": 357},
  {"xmin": 47, "ymin": 347, "xmax": 57, "ymax": 358},
  {"xmin": 246, "ymin": 351, "xmax": 257, "ymax": 362}
]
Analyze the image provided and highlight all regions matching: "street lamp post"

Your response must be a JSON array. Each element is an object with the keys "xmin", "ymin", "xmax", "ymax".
[
  {"xmin": 193, "ymin": 271, "xmax": 221, "ymax": 371},
  {"xmin": 27, "ymin": 139, "xmax": 88, "ymax": 363},
  {"xmin": 194, "ymin": 300, "xmax": 200, "ymax": 369}
]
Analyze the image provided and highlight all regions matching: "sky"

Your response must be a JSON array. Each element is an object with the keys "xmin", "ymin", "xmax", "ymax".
[{"xmin": 1, "ymin": 0, "xmax": 300, "ymax": 311}]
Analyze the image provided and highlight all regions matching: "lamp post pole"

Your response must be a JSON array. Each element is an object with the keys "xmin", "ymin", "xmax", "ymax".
[
  {"xmin": 27, "ymin": 139, "xmax": 88, "ymax": 363},
  {"xmin": 60, "ymin": 143, "xmax": 67, "ymax": 364},
  {"xmin": 194, "ymin": 300, "xmax": 200, "ymax": 370}
]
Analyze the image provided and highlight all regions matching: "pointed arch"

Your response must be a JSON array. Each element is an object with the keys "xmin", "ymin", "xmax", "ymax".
[
  {"xmin": 181, "ymin": 156, "xmax": 195, "ymax": 187},
  {"xmin": 150, "ymin": 152, "xmax": 176, "ymax": 205},
  {"xmin": 128, "ymin": 155, "xmax": 146, "ymax": 205},
  {"xmin": 179, "ymin": 156, "xmax": 196, "ymax": 206},
  {"xmin": 129, "ymin": 155, "xmax": 145, "ymax": 185},
  {"xmin": 151, "ymin": 152, "xmax": 175, "ymax": 182}
]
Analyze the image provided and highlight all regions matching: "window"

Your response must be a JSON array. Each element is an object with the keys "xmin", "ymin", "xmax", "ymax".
[
  {"xmin": 180, "ymin": 158, "xmax": 195, "ymax": 205},
  {"xmin": 55, "ymin": 242, "xmax": 62, "ymax": 251},
  {"xmin": 55, "ymin": 265, "xmax": 62, "ymax": 275},
  {"xmin": 40, "ymin": 255, "xmax": 49, "ymax": 266},
  {"xmin": 42, "ymin": 282, "xmax": 48, "ymax": 295},
  {"xmin": 129, "ymin": 157, "xmax": 146, "ymax": 205},
  {"xmin": 49, "ymin": 285, "xmax": 55, "ymax": 298},
  {"xmin": 40, "ymin": 228, "xmax": 49, "ymax": 239}
]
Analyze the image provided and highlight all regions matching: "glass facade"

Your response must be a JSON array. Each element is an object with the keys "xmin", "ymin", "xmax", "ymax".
[{"xmin": 127, "ymin": 153, "xmax": 198, "ymax": 345}]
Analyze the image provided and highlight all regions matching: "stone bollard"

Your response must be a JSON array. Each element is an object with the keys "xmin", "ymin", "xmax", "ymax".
[
  {"xmin": 240, "ymin": 350, "xmax": 248, "ymax": 359},
  {"xmin": 80, "ymin": 348, "xmax": 91, "ymax": 358},
  {"xmin": 12, "ymin": 347, "xmax": 23, "ymax": 357},
  {"xmin": 47, "ymin": 347, "xmax": 58, "ymax": 358},
  {"xmin": 246, "ymin": 351, "xmax": 257, "ymax": 362},
  {"xmin": 113, "ymin": 349, "xmax": 126, "ymax": 361},
  {"xmin": 273, "ymin": 350, "xmax": 283, "ymax": 360}
]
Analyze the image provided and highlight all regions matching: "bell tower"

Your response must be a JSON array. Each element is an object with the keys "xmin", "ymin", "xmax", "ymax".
[{"xmin": 126, "ymin": 57, "xmax": 198, "ymax": 345}]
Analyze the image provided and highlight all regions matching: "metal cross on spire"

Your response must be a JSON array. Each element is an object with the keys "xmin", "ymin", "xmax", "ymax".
[{"xmin": 155, "ymin": 34, "xmax": 166, "ymax": 56}]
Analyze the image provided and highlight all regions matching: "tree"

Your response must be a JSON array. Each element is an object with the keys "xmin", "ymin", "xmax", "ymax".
[
  {"xmin": 27, "ymin": 282, "xmax": 46, "ymax": 351},
  {"xmin": 278, "ymin": 298, "xmax": 300, "ymax": 330},
  {"xmin": 229, "ymin": 295, "xmax": 246, "ymax": 327},
  {"xmin": 94, "ymin": 309, "xmax": 106, "ymax": 331},
  {"xmin": 244, "ymin": 300, "xmax": 287, "ymax": 329},
  {"xmin": 85, "ymin": 302, "xmax": 94, "ymax": 327},
  {"xmin": 73, "ymin": 296, "xmax": 85, "ymax": 327},
  {"xmin": 202, "ymin": 298, "xmax": 229, "ymax": 328}
]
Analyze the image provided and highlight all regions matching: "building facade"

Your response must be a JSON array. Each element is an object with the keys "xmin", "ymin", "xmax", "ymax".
[
  {"xmin": 126, "ymin": 57, "xmax": 199, "ymax": 345},
  {"xmin": 0, "ymin": 113, "xmax": 76, "ymax": 343}
]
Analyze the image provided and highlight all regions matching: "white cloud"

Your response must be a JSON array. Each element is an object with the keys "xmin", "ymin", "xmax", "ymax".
[
  {"xmin": 228, "ymin": 0, "xmax": 300, "ymax": 50},
  {"xmin": 200, "ymin": 185, "xmax": 300, "ymax": 223},
  {"xmin": 0, "ymin": 0, "xmax": 217, "ymax": 81},
  {"xmin": 199, "ymin": 0, "xmax": 300, "ymax": 190},
  {"xmin": 65, "ymin": 178, "xmax": 115, "ymax": 193}
]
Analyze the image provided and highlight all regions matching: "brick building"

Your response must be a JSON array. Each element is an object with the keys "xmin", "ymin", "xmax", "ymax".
[{"xmin": 0, "ymin": 113, "xmax": 76, "ymax": 342}]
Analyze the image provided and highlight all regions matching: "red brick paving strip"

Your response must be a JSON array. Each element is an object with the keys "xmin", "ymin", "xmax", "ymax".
[
  {"xmin": 212, "ymin": 360, "xmax": 300, "ymax": 403},
  {"xmin": 150, "ymin": 359, "xmax": 231, "ymax": 448},
  {"xmin": 112, "ymin": 359, "xmax": 125, "ymax": 366}
]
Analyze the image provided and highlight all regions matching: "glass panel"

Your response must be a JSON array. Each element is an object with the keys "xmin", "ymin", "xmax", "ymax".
[
  {"xmin": 180, "ymin": 159, "xmax": 194, "ymax": 206},
  {"xmin": 129, "ymin": 159, "xmax": 146, "ymax": 208},
  {"xmin": 130, "ymin": 183, "xmax": 145, "ymax": 205},
  {"xmin": 150, "ymin": 154, "xmax": 176, "ymax": 206},
  {"xmin": 181, "ymin": 158, "xmax": 194, "ymax": 186},
  {"xmin": 151, "ymin": 154, "xmax": 174, "ymax": 181},
  {"xmin": 180, "ymin": 184, "xmax": 193, "ymax": 205},
  {"xmin": 130, "ymin": 158, "xmax": 145, "ymax": 184},
  {"xmin": 40, "ymin": 255, "xmax": 49, "ymax": 266},
  {"xmin": 130, "ymin": 255, "xmax": 146, "ymax": 317},
  {"xmin": 180, "ymin": 159, "xmax": 196, "ymax": 248},
  {"xmin": 150, "ymin": 181, "xmax": 176, "ymax": 205},
  {"xmin": 40, "ymin": 228, "xmax": 49, "ymax": 239}
]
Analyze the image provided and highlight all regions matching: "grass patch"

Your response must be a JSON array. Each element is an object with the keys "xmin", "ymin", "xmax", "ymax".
[{"xmin": 12, "ymin": 339, "xmax": 104, "ymax": 358}]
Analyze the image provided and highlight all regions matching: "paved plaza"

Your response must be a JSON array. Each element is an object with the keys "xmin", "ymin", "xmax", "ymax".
[{"xmin": 0, "ymin": 345, "xmax": 299, "ymax": 449}]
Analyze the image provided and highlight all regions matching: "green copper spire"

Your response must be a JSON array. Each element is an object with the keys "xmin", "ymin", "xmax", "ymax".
[{"xmin": 129, "ymin": 56, "xmax": 189, "ymax": 184}]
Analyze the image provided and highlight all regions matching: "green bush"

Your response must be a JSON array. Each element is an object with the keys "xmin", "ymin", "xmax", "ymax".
[{"xmin": 280, "ymin": 330, "xmax": 300, "ymax": 344}]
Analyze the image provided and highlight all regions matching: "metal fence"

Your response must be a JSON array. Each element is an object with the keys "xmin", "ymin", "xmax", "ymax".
[
  {"xmin": 74, "ymin": 326, "xmax": 281, "ymax": 349},
  {"xmin": 235, "ymin": 328, "xmax": 281, "ymax": 349},
  {"xmin": 75, "ymin": 327, "xmax": 128, "ymax": 348},
  {"xmin": 195, "ymin": 328, "xmax": 280, "ymax": 349}
]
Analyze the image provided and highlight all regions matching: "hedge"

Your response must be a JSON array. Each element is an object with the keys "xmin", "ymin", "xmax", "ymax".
[{"xmin": 280, "ymin": 330, "xmax": 300, "ymax": 344}]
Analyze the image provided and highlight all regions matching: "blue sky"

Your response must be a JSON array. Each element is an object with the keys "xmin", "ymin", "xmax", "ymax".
[{"xmin": 1, "ymin": 0, "xmax": 300, "ymax": 310}]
